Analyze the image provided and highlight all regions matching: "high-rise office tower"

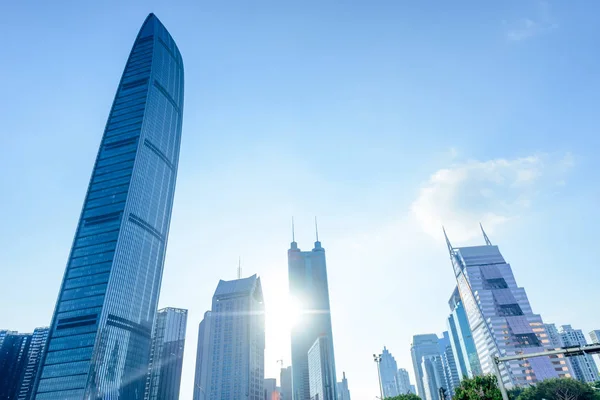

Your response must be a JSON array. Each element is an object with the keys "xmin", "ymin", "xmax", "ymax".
[
  {"xmin": 444, "ymin": 226, "xmax": 569, "ymax": 388},
  {"xmin": 0, "ymin": 330, "xmax": 15, "ymax": 349},
  {"xmin": 146, "ymin": 308, "xmax": 188, "ymax": 400},
  {"xmin": 197, "ymin": 275, "xmax": 265, "ymax": 400},
  {"xmin": 396, "ymin": 368, "xmax": 413, "ymax": 395},
  {"xmin": 439, "ymin": 332, "xmax": 460, "ymax": 397},
  {"xmin": 336, "ymin": 371, "xmax": 351, "ymax": 400},
  {"xmin": 590, "ymin": 330, "xmax": 600, "ymax": 345},
  {"xmin": 264, "ymin": 378, "xmax": 279, "ymax": 400},
  {"xmin": 559, "ymin": 325, "xmax": 599, "ymax": 383},
  {"xmin": 32, "ymin": 13, "xmax": 184, "ymax": 400},
  {"xmin": 0, "ymin": 332, "xmax": 32, "ymax": 399},
  {"xmin": 544, "ymin": 323, "xmax": 565, "ymax": 348},
  {"xmin": 589, "ymin": 330, "xmax": 600, "ymax": 371},
  {"xmin": 193, "ymin": 311, "xmax": 212, "ymax": 400},
  {"xmin": 446, "ymin": 287, "xmax": 481, "ymax": 380},
  {"xmin": 308, "ymin": 336, "xmax": 336, "ymax": 400},
  {"xmin": 18, "ymin": 327, "xmax": 49, "ymax": 400},
  {"xmin": 280, "ymin": 366, "xmax": 293, "ymax": 400},
  {"xmin": 379, "ymin": 346, "xmax": 400, "ymax": 397},
  {"xmin": 288, "ymin": 225, "xmax": 338, "ymax": 400},
  {"xmin": 544, "ymin": 323, "xmax": 576, "ymax": 380},
  {"xmin": 411, "ymin": 334, "xmax": 440, "ymax": 399},
  {"xmin": 421, "ymin": 355, "xmax": 445, "ymax": 400}
]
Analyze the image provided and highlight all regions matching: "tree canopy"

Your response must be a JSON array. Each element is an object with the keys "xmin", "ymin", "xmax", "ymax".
[
  {"xmin": 453, "ymin": 375, "xmax": 504, "ymax": 400},
  {"xmin": 386, "ymin": 394, "xmax": 421, "ymax": 400},
  {"xmin": 516, "ymin": 378, "xmax": 600, "ymax": 400}
]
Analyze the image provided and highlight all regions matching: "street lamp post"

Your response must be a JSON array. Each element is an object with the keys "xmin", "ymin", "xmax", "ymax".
[{"xmin": 373, "ymin": 354, "xmax": 384, "ymax": 400}]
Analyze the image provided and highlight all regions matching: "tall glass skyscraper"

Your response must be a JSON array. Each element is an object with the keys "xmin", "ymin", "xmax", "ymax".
[
  {"xmin": 33, "ymin": 13, "xmax": 184, "ymax": 400},
  {"xmin": 411, "ymin": 334, "xmax": 440, "ymax": 399},
  {"xmin": 379, "ymin": 346, "xmax": 400, "ymax": 398},
  {"xmin": 439, "ymin": 332, "xmax": 460, "ymax": 397},
  {"xmin": 396, "ymin": 368, "xmax": 413, "ymax": 395},
  {"xmin": 18, "ymin": 327, "xmax": 50, "ymax": 400},
  {"xmin": 336, "ymin": 371, "xmax": 351, "ymax": 400},
  {"xmin": 0, "ymin": 332, "xmax": 32, "ymax": 399},
  {"xmin": 195, "ymin": 275, "xmax": 265, "ymax": 400},
  {"xmin": 444, "ymin": 227, "xmax": 570, "ymax": 389},
  {"xmin": 193, "ymin": 311, "xmax": 212, "ymax": 400},
  {"xmin": 446, "ymin": 288, "xmax": 481, "ymax": 380},
  {"xmin": 288, "ymin": 233, "xmax": 338, "ymax": 400},
  {"xmin": 307, "ymin": 336, "xmax": 336, "ymax": 400},
  {"xmin": 558, "ymin": 325, "xmax": 599, "ymax": 383},
  {"xmin": 145, "ymin": 308, "xmax": 188, "ymax": 400}
]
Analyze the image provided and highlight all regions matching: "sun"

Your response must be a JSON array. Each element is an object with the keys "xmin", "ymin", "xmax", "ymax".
[{"xmin": 267, "ymin": 294, "xmax": 302, "ymax": 331}]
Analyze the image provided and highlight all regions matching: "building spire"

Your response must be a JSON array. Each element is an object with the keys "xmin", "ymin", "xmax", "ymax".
[
  {"xmin": 315, "ymin": 216, "xmax": 319, "ymax": 242},
  {"xmin": 237, "ymin": 256, "xmax": 242, "ymax": 279},
  {"xmin": 443, "ymin": 226, "xmax": 454, "ymax": 258},
  {"xmin": 292, "ymin": 217, "xmax": 295, "ymax": 243},
  {"xmin": 480, "ymin": 222, "xmax": 492, "ymax": 245}
]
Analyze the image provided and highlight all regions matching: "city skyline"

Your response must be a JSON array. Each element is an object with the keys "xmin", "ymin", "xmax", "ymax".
[{"xmin": 3, "ymin": 2, "xmax": 600, "ymax": 399}]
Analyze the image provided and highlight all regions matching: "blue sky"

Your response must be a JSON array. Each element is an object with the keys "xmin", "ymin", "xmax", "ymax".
[{"xmin": 2, "ymin": 1, "xmax": 600, "ymax": 398}]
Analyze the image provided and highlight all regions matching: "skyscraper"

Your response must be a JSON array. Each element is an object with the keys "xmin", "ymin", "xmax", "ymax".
[
  {"xmin": 544, "ymin": 323, "xmax": 565, "ymax": 348},
  {"xmin": 18, "ymin": 327, "xmax": 49, "ymax": 400},
  {"xmin": 446, "ymin": 287, "xmax": 481, "ymax": 380},
  {"xmin": 308, "ymin": 336, "xmax": 336, "ymax": 400},
  {"xmin": 379, "ymin": 346, "xmax": 400, "ymax": 397},
  {"xmin": 33, "ymin": 13, "xmax": 184, "ymax": 399},
  {"xmin": 590, "ymin": 330, "xmax": 600, "ymax": 345},
  {"xmin": 288, "ymin": 227, "xmax": 337, "ymax": 400},
  {"xmin": 280, "ymin": 366, "xmax": 293, "ymax": 400},
  {"xmin": 559, "ymin": 325, "xmax": 599, "ymax": 383},
  {"xmin": 444, "ymin": 226, "xmax": 570, "ymax": 388},
  {"xmin": 589, "ymin": 330, "xmax": 600, "ymax": 372},
  {"xmin": 421, "ymin": 355, "xmax": 445, "ymax": 400},
  {"xmin": 193, "ymin": 311, "xmax": 212, "ymax": 400},
  {"xmin": 439, "ymin": 332, "xmax": 460, "ymax": 397},
  {"xmin": 264, "ymin": 378, "xmax": 278, "ymax": 400},
  {"xmin": 336, "ymin": 371, "xmax": 351, "ymax": 400},
  {"xmin": 411, "ymin": 334, "xmax": 440, "ymax": 399},
  {"xmin": 396, "ymin": 368, "xmax": 413, "ymax": 395},
  {"xmin": 0, "ymin": 332, "xmax": 32, "ymax": 399},
  {"xmin": 145, "ymin": 308, "xmax": 188, "ymax": 400},
  {"xmin": 199, "ymin": 275, "xmax": 265, "ymax": 400}
]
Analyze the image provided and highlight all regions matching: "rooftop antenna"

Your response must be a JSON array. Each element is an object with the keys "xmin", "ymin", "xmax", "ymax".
[
  {"xmin": 315, "ymin": 216, "xmax": 319, "ymax": 242},
  {"xmin": 237, "ymin": 256, "xmax": 242, "ymax": 279},
  {"xmin": 292, "ymin": 217, "xmax": 296, "ymax": 243},
  {"xmin": 480, "ymin": 222, "xmax": 492, "ymax": 245}
]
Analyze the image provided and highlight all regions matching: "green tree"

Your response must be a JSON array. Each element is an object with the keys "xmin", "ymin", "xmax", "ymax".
[
  {"xmin": 516, "ymin": 378, "xmax": 600, "ymax": 400},
  {"xmin": 386, "ymin": 394, "xmax": 421, "ymax": 400},
  {"xmin": 453, "ymin": 375, "xmax": 503, "ymax": 400}
]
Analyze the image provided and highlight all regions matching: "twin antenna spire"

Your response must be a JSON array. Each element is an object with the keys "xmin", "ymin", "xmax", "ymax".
[
  {"xmin": 443, "ymin": 223, "xmax": 493, "ymax": 257},
  {"xmin": 291, "ymin": 216, "xmax": 320, "ymax": 243},
  {"xmin": 237, "ymin": 256, "xmax": 242, "ymax": 279}
]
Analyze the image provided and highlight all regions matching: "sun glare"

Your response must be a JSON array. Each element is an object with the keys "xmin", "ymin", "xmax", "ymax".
[{"xmin": 267, "ymin": 294, "xmax": 302, "ymax": 331}]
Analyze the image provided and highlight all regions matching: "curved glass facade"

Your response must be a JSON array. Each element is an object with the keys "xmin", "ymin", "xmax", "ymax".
[{"xmin": 33, "ymin": 13, "xmax": 184, "ymax": 400}]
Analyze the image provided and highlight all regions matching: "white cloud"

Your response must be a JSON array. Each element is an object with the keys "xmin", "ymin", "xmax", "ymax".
[
  {"xmin": 505, "ymin": 0, "xmax": 556, "ymax": 41},
  {"xmin": 411, "ymin": 153, "xmax": 572, "ymax": 243}
]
